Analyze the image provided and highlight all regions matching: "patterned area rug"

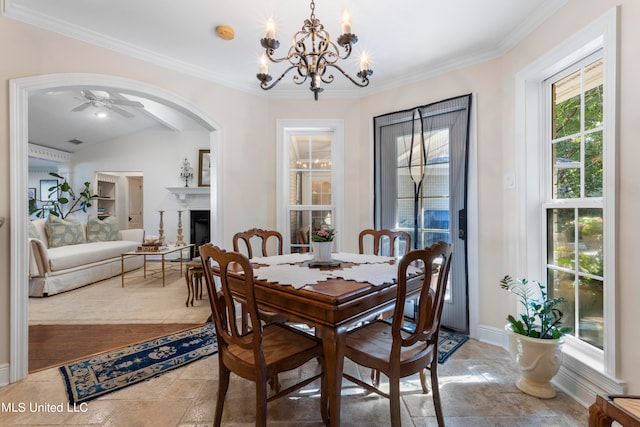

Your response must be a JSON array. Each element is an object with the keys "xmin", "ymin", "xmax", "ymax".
[
  {"xmin": 59, "ymin": 323, "xmax": 217, "ymax": 403},
  {"xmin": 437, "ymin": 331, "xmax": 469, "ymax": 363},
  {"xmin": 383, "ymin": 319, "xmax": 469, "ymax": 363}
]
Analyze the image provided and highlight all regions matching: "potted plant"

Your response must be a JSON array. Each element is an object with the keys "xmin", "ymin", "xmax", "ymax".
[
  {"xmin": 500, "ymin": 275, "xmax": 572, "ymax": 398},
  {"xmin": 311, "ymin": 226, "xmax": 335, "ymax": 262},
  {"xmin": 30, "ymin": 172, "xmax": 98, "ymax": 220}
]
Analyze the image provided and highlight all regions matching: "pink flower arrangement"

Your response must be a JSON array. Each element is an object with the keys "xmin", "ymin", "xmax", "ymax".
[{"xmin": 312, "ymin": 227, "xmax": 335, "ymax": 242}]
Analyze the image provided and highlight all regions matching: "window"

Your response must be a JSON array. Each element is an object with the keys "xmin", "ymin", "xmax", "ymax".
[
  {"xmin": 277, "ymin": 120, "xmax": 344, "ymax": 254},
  {"xmin": 516, "ymin": 9, "xmax": 618, "ymax": 389},
  {"xmin": 288, "ymin": 133, "xmax": 334, "ymax": 253},
  {"xmin": 545, "ymin": 56, "xmax": 604, "ymax": 349}
]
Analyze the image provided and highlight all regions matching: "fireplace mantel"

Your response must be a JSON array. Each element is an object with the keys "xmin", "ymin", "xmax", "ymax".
[{"xmin": 166, "ymin": 187, "xmax": 210, "ymax": 207}]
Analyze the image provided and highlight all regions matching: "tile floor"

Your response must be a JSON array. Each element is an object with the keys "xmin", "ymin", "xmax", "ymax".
[{"xmin": 1, "ymin": 269, "xmax": 590, "ymax": 426}]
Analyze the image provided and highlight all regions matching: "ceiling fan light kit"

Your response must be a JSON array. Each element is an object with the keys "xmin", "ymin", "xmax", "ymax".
[
  {"xmin": 72, "ymin": 90, "xmax": 144, "ymax": 118},
  {"xmin": 256, "ymin": 0, "xmax": 373, "ymax": 100}
]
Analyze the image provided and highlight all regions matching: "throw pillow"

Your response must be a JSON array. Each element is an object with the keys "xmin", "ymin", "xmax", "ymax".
[
  {"xmin": 45, "ymin": 215, "xmax": 86, "ymax": 248},
  {"xmin": 87, "ymin": 216, "xmax": 120, "ymax": 242},
  {"xmin": 28, "ymin": 221, "xmax": 39, "ymax": 239}
]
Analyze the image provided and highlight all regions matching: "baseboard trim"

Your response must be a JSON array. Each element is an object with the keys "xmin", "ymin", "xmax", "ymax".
[
  {"xmin": 0, "ymin": 363, "xmax": 9, "ymax": 387},
  {"xmin": 475, "ymin": 324, "xmax": 626, "ymax": 408}
]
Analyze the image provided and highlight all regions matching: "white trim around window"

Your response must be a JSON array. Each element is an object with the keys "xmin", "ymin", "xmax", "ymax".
[
  {"xmin": 514, "ymin": 7, "xmax": 625, "ymax": 405},
  {"xmin": 276, "ymin": 119, "xmax": 345, "ymax": 253}
]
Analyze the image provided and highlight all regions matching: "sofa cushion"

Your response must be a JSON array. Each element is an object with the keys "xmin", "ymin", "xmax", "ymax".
[
  {"xmin": 45, "ymin": 215, "xmax": 86, "ymax": 248},
  {"xmin": 29, "ymin": 221, "xmax": 39, "ymax": 239},
  {"xmin": 47, "ymin": 240, "xmax": 140, "ymax": 271},
  {"xmin": 87, "ymin": 216, "xmax": 120, "ymax": 242}
]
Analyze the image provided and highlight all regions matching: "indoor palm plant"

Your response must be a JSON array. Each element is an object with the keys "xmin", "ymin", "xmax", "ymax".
[{"xmin": 500, "ymin": 275, "xmax": 572, "ymax": 398}]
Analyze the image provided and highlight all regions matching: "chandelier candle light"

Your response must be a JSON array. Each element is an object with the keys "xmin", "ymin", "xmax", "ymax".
[{"xmin": 257, "ymin": 0, "xmax": 373, "ymax": 100}]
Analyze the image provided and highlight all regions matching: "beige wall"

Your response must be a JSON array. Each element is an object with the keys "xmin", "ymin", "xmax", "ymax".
[{"xmin": 2, "ymin": 0, "xmax": 639, "ymax": 396}]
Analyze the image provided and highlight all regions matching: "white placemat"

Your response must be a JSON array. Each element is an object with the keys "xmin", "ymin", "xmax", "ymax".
[
  {"xmin": 330, "ymin": 263, "xmax": 422, "ymax": 286},
  {"xmin": 250, "ymin": 253, "xmax": 313, "ymax": 265},
  {"xmin": 331, "ymin": 252, "xmax": 395, "ymax": 264},
  {"xmin": 253, "ymin": 264, "xmax": 332, "ymax": 289}
]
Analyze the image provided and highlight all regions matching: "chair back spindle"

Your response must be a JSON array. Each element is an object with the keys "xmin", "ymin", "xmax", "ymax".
[
  {"xmin": 233, "ymin": 228, "xmax": 283, "ymax": 259},
  {"xmin": 359, "ymin": 229, "xmax": 411, "ymax": 257}
]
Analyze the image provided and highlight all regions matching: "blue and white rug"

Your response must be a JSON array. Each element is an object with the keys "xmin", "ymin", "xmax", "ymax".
[
  {"xmin": 437, "ymin": 331, "xmax": 469, "ymax": 363},
  {"xmin": 60, "ymin": 323, "xmax": 218, "ymax": 403}
]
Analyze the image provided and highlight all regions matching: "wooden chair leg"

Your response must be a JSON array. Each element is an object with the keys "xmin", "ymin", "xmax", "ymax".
[
  {"xmin": 256, "ymin": 374, "xmax": 269, "ymax": 427},
  {"xmin": 431, "ymin": 365, "xmax": 444, "ymax": 427},
  {"xmin": 371, "ymin": 369, "xmax": 381, "ymax": 387},
  {"xmin": 420, "ymin": 368, "xmax": 430, "ymax": 393},
  {"xmin": 214, "ymin": 363, "xmax": 230, "ymax": 427},
  {"xmin": 185, "ymin": 268, "xmax": 194, "ymax": 307},
  {"xmin": 389, "ymin": 378, "xmax": 402, "ymax": 427}
]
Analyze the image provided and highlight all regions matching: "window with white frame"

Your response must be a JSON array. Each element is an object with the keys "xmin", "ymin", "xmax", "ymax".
[
  {"xmin": 516, "ymin": 9, "xmax": 618, "ymax": 381},
  {"xmin": 545, "ymin": 53, "xmax": 604, "ymax": 349},
  {"xmin": 277, "ymin": 120, "xmax": 344, "ymax": 254}
]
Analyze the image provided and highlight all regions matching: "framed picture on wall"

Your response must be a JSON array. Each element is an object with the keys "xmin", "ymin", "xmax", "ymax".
[
  {"xmin": 28, "ymin": 188, "xmax": 36, "ymax": 200},
  {"xmin": 40, "ymin": 179, "xmax": 58, "ymax": 202},
  {"xmin": 198, "ymin": 149, "xmax": 211, "ymax": 187}
]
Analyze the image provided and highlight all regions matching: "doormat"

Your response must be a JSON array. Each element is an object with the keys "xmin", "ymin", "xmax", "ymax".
[
  {"xmin": 59, "ymin": 323, "xmax": 217, "ymax": 403},
  {"xmin": 437, "ymin": 330, "xmax": 469, "ymax": 363},
  {"xmin": 384, "ymin": 319, "xmax": 469, "ymax": 363}
]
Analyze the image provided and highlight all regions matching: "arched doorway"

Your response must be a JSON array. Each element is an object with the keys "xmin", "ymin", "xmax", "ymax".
[{"xmin": 9, "ymin": 73, "xmax": 223, "ymax": 382}]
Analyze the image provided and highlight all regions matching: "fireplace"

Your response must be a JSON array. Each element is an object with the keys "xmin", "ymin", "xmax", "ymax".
[{"xmin": 190, "ymin": 210, "xmax": 210, "ymax": 258}]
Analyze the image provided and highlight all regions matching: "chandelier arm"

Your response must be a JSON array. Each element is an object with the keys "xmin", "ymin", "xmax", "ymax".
[
  {"xmin": 258, "ymin": 65, "xmax": 301, "ymax": 91},
  {"xmin": 324, "ymin": 63, "xmax": 372, "ymax": 88}
]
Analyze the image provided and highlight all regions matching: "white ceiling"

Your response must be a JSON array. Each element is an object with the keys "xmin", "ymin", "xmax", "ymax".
[{"xmin": 3, "ymin": 0, "xmax": 566, "ymax": 156}]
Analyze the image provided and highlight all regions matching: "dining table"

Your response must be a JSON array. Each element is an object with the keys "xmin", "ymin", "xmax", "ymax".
[{"xmin": 216, "ymin": 251, "xmax": 424, "ymax": 427}]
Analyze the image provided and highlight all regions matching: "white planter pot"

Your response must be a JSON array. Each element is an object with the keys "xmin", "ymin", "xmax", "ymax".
[
  {"xmin": 311, "ymin": 241, "xmax": 333, "ymax": 262},
  {"xmin": 504, "ymin": 324, "xmax": 565, "ymax": 398}
]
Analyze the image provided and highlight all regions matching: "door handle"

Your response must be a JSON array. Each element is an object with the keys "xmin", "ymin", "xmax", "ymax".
[{"xmin": 458, "ymin": 209, "xmax": 466, "ymax": 240}]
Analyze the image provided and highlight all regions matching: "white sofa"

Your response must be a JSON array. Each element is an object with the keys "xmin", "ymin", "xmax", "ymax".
[{"xmin": 28, "ymin": 218, "xmax": 145, "ymax": 297}]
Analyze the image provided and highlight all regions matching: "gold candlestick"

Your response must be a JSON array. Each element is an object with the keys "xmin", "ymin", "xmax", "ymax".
[
  {"xmin": 176, "ymin": 210, "xmax": 185, "ymax": 246},
  {"xmin": 158, "ymin": 210, "xmax": 166, "ymax": 246}
]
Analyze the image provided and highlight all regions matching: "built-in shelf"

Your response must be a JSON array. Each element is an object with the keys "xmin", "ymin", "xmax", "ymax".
[{"xmin": 166, "ymin": 187, "xmax": 210, "ymax": 207}]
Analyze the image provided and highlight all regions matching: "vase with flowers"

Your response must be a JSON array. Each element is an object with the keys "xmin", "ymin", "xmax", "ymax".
[{"xmin": 311, "ymin": 226, "xmax": 335, "ymax": 263}]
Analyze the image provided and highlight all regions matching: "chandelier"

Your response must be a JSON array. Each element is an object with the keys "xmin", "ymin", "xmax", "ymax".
[{"xmin": 256, "ymin": 0, "xmax": 373, "ymax": 100}]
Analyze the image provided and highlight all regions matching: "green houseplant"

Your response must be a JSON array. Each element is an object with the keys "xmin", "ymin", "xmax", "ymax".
[
  {"xmin": 500, "ymin": 275, "xmax": 572, "ymax": 398},
  {"xmin": 500, "ymin": 275, "xmax": 572, "ymax": 339},
  {"xmin": 30, "ymin": 172, "xmax": 98, "ymax": 220}
]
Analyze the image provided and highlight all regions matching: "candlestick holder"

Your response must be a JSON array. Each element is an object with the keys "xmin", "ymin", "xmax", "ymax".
[
  {"xmin": 158, "ymin": 210, "xmax": 166, "ymax": 246},
  {"xmin": 176, "ymin": 210, "xmax": 185, "ymax": 246}
]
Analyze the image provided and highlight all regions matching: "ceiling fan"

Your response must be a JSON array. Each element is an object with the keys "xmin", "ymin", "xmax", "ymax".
[{"xmin": 72, "ymin": 90, "xmax": 144, "ymax": 118}]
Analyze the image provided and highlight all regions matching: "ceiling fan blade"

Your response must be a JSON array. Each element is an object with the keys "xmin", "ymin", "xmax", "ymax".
[
  {"xmin": 72, "ymin": 102, "xmax": 91, "ymax": 112},
  {"xmin": 81, "ymin": 89, "xmax": 98, "ymax": 100},
  {"xmin": 108, "ymin": 105, "xmax": 135, "ymax": 118},
  {"xmin": 111, "ymin": 99, "xmax": 144, "ymax": 108}
]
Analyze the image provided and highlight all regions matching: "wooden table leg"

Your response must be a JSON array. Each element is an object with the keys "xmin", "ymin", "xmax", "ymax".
[
  {"xmin": 161, "ymin": 254, "xmax": 165, "ymax": 287},
  {"xmin": 185, "ymin": 268, "xmax": 194, "ymax": 307},
  {"xmin": 121, "ymin": 254, "xmax": 125, "ymax": 287},
  {"xmin": 319, "ymin": 325, "xmax": 347, "ymax": 427}
]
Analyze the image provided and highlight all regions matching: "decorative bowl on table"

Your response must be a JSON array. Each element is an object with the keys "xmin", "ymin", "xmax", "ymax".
[{"xmin": 144, "ymin": 235, "xmax": 160, "ymax": 245}]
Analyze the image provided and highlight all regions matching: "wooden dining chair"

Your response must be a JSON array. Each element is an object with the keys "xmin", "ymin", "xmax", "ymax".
[
  {"xmin": 233, "ymin": 227, "xmax": 283, "ymax": 259},
  {"xmin": 343, "ymin": 241, "xmax": 453, "ymax": 427},
  {"xmin": 199, "ymin": 244, "xmax": 328, "ymax": 427},
  {"xmin": 358, "ymin": 228, "xmax": 411, "ymax": 257},
  {"xmin": 232, "ymin": 228, "xmax": 287, "ymax": 332}
]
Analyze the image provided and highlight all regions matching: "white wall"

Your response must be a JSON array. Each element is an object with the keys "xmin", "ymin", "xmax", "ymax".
[{"xmin": 72, "ymin": 128, "xmax": 209, "ymax": 243}]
